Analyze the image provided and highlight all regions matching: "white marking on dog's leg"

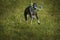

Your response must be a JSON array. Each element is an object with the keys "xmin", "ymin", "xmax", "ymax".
[
  {"xmin": 37, "ymin": 20, "xmax": 40, "ymax": 24},
  {"xmin": 27, "ymin": 15, "xmax": 29, "ymax": 18}
]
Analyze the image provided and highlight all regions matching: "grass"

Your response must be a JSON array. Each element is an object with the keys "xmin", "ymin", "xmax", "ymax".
[{"xmin": 0, "ymin": 0, "xmax": 60, "ymax": 40}]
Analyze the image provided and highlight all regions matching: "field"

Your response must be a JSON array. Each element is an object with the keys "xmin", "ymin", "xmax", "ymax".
[{"xmin": 0, "ymin": 0, "xmax": 60, "ymax": 40}]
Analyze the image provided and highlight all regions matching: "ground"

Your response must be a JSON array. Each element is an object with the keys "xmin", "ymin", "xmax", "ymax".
[{"xmin": 0, "ymin": 0, "xmax": 60, "ymax": 40}]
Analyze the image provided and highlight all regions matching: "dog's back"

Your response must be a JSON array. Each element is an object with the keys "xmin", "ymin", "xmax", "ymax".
[{"xmin": 24, "ymin": 6, "xmax": 30, "ymax": 14}]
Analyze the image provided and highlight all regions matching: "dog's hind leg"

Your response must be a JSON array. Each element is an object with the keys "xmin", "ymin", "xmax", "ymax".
[{"xmin": 24, "ymin": 12, "xmax": 27, "ymax": 22}]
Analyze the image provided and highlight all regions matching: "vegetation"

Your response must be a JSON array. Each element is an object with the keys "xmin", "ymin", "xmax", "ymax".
[{"xmin": 0, "ymin": 0, "xmax": 60, "ymax": 40}]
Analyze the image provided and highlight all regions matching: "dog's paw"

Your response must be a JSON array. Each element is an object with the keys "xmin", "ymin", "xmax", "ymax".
[
  {"xmin": 37, "ymin": 20, "xmax": 40, "ymax": 24},
  {"xmin": 38, "ymin": 22, "xmax": 40, "ymax": 25}
]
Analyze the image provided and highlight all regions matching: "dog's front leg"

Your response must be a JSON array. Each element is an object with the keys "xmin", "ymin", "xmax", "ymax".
[
  {"xmin": 37, "ymin": 20, "xmax": 40, "ymax": 24},
  {"xmin": 35, "ymin": 13, "xmax": 40, "ymax": 24},
  {"xmin": 31, "ymin": 18, "xmax": 33, "ymax": 24}
]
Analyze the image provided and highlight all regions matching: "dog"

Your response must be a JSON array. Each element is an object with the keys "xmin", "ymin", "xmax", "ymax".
[{"xmin": 24, "ymin": 3, "xmax": 40, "ymax": 24}]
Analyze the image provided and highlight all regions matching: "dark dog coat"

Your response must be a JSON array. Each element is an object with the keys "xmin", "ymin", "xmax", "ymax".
[
  {"xmin": 24, "ymin": 3, "xmax": 38, "ymax": 21},
  {"xmin": 24, "ymin": 3, "xmax": 40, "ymax": 24}
]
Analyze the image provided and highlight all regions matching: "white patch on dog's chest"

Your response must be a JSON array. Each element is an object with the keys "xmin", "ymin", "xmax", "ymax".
[{"xmin": 32, "ymin": 15, "xmax": 35, "ymax": 18}]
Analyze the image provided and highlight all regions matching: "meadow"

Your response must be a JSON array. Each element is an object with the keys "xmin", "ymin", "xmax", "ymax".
[{"xmin": 0, "ymin": 0, "xmax": 60, "ymax": 40}]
